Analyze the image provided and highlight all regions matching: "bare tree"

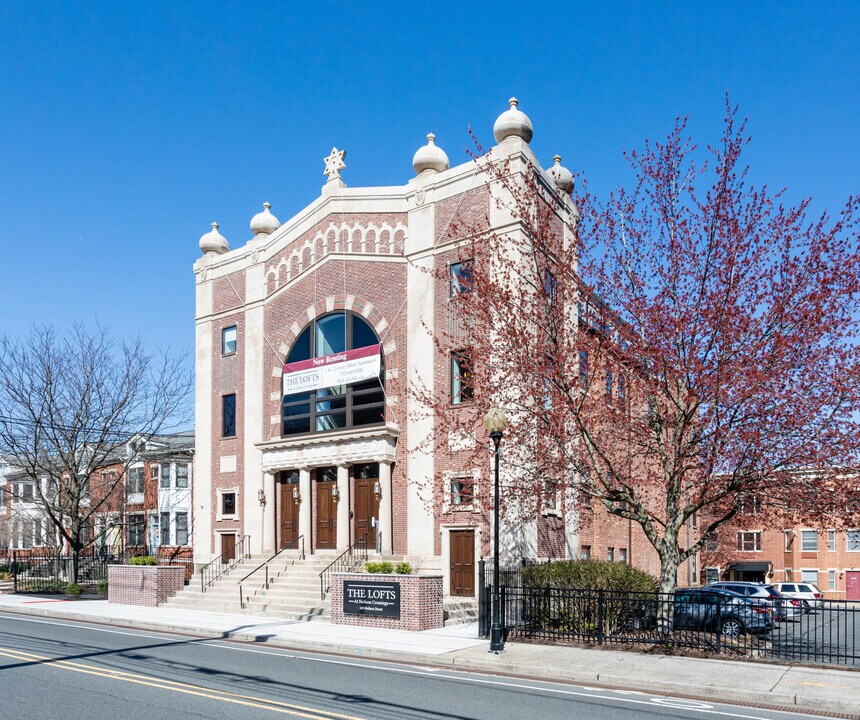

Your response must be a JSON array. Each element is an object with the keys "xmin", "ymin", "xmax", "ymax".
[{"xmin": 0, "ymin": 324, "xmax": 192, "ymax": 580}]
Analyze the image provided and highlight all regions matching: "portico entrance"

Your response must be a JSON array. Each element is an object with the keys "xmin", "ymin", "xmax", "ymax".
[
  {"xmin": 315, "ymin": 467, "xmax": 338, "ymax": 549},
  {"xmin": 278, "ymin": 471, "xmax": 300, "ymax": 549},
  {"xmin": 353, "ymin": 463, "xmax": 379, "ymax": 549}
]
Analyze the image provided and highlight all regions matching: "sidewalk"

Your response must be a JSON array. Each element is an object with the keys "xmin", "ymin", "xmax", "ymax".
[{"xmin": 0, "ymin": 592, "xmax": 857, "ymax": 716}]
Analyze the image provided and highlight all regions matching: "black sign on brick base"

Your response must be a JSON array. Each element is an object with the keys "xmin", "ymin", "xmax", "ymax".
[{"xmin": 343, "ymin": 580, "xmax": 400, "ymax": 617}]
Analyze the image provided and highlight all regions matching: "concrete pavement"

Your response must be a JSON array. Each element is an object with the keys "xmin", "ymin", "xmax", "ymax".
[{"xmin": 0, "ymin": 592, "xmax": 857, "ymax": 716}]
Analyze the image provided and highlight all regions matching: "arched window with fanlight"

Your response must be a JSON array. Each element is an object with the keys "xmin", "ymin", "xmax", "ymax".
[{"xmin": 281, "ymin": 311, "xmax": 386, "ymax": 435}]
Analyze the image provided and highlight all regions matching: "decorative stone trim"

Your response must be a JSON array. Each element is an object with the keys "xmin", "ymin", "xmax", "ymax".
[
  {"xmin": 107, "ymin": 565, "xmax": 185, "ymax": 607},
  {"xmin": 331, "ymin": 572, "xmax": 443, "ymax": 631}
]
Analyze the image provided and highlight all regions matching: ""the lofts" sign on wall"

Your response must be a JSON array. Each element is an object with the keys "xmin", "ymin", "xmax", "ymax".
[{"xmin": 343, "ymin": 580, "xmax": 400, "ymax": 617}]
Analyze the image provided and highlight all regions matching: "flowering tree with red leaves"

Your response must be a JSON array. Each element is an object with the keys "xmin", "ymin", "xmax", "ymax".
[{"xmin": 414, "ymin": 103, "xmax": 860, "ymax": 593}]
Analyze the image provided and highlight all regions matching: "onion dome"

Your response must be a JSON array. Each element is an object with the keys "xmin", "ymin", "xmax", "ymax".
[
  {"xmin": 250, "ymin": 201, "xmax": 280, "ymax": 236},
  {"xmin": 199, "ymin": 222, "xmax": 229, "ymax": 255},
  {"xmin": 412, "ymin": 133, "xmax": 450, "ymax": 175},
  {"xmin": 548, "ymin": 155, "xmax": 574, "ymax": 194},
  {"xmin": 493, "ymin": 97, "xmax": 534, "ymax": 144}
]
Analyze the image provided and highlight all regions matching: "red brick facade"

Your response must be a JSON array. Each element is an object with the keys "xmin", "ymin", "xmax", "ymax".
[{"xmin": 330, "ymin": 572, "xmax": 444, "ymax": 630}]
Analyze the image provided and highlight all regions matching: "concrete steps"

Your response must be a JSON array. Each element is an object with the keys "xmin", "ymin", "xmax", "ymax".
[{"xmin": 444, "ymin": 598, "xmax": 478, "ymax": 626}]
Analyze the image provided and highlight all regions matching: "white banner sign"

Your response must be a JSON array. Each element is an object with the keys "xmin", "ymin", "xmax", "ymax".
[{"xmin": 283, "ymin": 344, "xmax": 381, "ymax": 395}]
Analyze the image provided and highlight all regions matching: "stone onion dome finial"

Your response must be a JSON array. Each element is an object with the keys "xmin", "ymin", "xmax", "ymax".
[
  {"xmin": 199, "ymin": 221, "xmax": 230, "ymax": 255},
  {"xmin": 549, "ymin": 154, "xmax": 574, "ymax": 194},
  {"xmin": 250, "ymin": 201, "xmax": 281, "ymax": 236},
  {"xmin": 493, "ymin": 97, "xmax": 534, "ymax": 144},
  {"xmin": 412, "ymin": 132, "xmax": 450, "ymax": 175}
]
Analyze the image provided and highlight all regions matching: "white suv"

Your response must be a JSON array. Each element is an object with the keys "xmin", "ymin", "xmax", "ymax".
[{"xmin": 771, "ymin": 582, "xmax": 823, "ymax": 611}]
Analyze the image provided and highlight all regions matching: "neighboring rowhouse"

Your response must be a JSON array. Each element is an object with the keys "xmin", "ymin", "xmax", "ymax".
[{"xmin": 192, "ymin": 99, "xmax": 685, "ymax": 598}]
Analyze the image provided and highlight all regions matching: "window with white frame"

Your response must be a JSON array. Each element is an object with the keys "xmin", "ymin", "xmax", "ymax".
[
  {"xmin": 175, "ymin": 512, "xmax": 188, "ymax": 546},
  {"xmin": 784, "ymin": 530, "xmax": 794, "ymax": 551},
  {"xmin": 847, "ymin": 530, "xmax": 860, "ymax": 552},
  {"xmin": 127, "ymin": 466, "xmax": 145, "ymax": 495},
  {"xmin": 581, "ymin": 545, "xmax": 591, "ymax": 559},
  {"xmin": 450, "ymin": 476, "xmax": 475, "ymax": 508},
  {"xmin": 449, "ymin": 260, "xmax": 473, "ymax": 297},
  {"xmin": 160, "ymin": 463, "xmax": 171, "ymax": 489},
  {"xmin": 22, "ymin": 482, "xmax": 34, "ymax": 502},
  {"xmin": 217, "ymin": 489, "xmax": 238, "ymax": 520},
  {"xmin": 827, "ymin": 529, "xmax": 836, "ymax": 552},
  {"xmin": 801, "ymin": 569, "xmax": 819, "ymax": 585},
  {"xmin": 785, "ymin": 568, "xmax": 792, "ymax": 581},
  {"xmin": 705, "ymin": 533, "xmax": 718, "ymax": 552},
  {"xmin": 542, "ymin": 480, "xmax": 559, "ymax": 513},
  {"xmin": 737, "ymin": 531, "xmax": 761, "ymax": 552},
  {"xmin": 607, "ymin": 547, "xmax": 615, "ymax": 562},
  {"xmin": 451, "ymin": 351, "xmax": 473, "ymax": 404},
  {"xmin": 739, "ymin": 494, "xmax": 761, "ymax": 515},
  {"xmin": 176, "ymin": 463, "xmax": 189, "ymax": 489},
  {"xmin": 127, "ymin": 514, "xmax": 145, "ymax": 546},
  {"xmin": 829, "ymin": 570, "xmax": 837, "ymax": 591},
  {"xmin": 801, "ymin": 530, "xmax": 818, "ymax": 552},
  {"xmin": 0, "ymin": 485, "xmax": 5, "ymax": 512},
  {"xmin": 619, "ymin": 547, "xmax": 628, "ymax": 564},
  {"xmin": 160, "ymin": 512, "xmax": 170, "ymax": 545},
  {"xmin": 222, "ymin": 325, "xmax": 237, "ymax": 355}
]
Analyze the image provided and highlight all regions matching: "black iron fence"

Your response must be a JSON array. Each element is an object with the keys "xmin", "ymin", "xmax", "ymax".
[
  {"xmin": 10, "ymin": 548, "xmax": 196, "ymax": 594},
  {"xmin": 478, "ymin": 565, "xmax": 859, "ymax": 666}
]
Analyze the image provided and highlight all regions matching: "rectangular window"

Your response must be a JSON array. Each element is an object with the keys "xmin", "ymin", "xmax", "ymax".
[
  {"xmin": 543, "ymin": 270, "xmax": 556, "ymax": 300},
  {"xmin": 160, "ymin": 463, "xmax": 171, "ymax": 489},
  {"xmin": 705, "ymin": 533, "xmax": 718, "ymax": 552},
  {"xmin": 785, "ymin": 568, "xmax": 792, "ymax": 581},
  {"xmin": 175, "ymin": 512, "xmax": 188, "ymax": 546},
  {"xmin": 737, "ymin": 531, "xmax": 761, "ymax": 552},
  {"xmin": 128, "ymin": 514, "xmax": 145, "ymax": 546},
  {"xmin": 449, "ymin": 260, "xmax": 474, "ymax": 296},
  {"xmin": 581, "ymin": 545, "xmax": 591, "ymax": 559},
  {"xmin": 801, "ymin": 530, "xmax": 818, "ymax": 552},
  {"xmin": 801, "ymin": 569, "xmax": 819, "ymax": 585},
  {"xmin": 705, "ymin": 567, "xmax": 719, "ymax": 584},
  {"xmin": 847, "ymin": 530, "xmax": 860, "ymax": 552},
  {"xmin": 22, "ymin": 519, "xmax": 33, "ymax": 549},
  {"xmin": 579, "ymin": 351, "xmax": 589, "ymax": 387},
  {"xmin": 160, "ymin": 512, "xmax": 171, "ymax": 545},
  {"xmin": 739, "ymin": 494, "xmax": 761, "ymax": 515},
  {"xmin": 222, "ymin": 325, "xmax": 237, "ymax": 355},
  {"xmin": 22, "ymin": 483, "xmax": 34, "ymax": 502},
  {"xmin": 221, "ymin": 492, "xmax": 236, "ymax": 517},
  {"xmin": 34, "ymin": 519, "xmax": 42, "ymax": 546},
  {"xmin": 827, "ymin": 529, "xmax": 836, "ymax": 552},
  {"xmin": 607, "ymin": 547, "xmax": 615, "ymax": 562},
  {"xmin": 619, "ymin": 548, "xmax": 628, "ymax": 563},
  {"xmin": 617, "ymin": 374, "xmax": 626, "ymax": 402},
  {"xmin": 829, "ymin": 570, "xmax": 837, "ymax": 591},
  {"xmin": 128, "ymin": 466, "xmax": 145, "ymax": 494},
  {"xmin": 605, "ymin": 370, "xmax": 613, "ymax": 400},
  {"xmin": 223, "ymin": 394, "xmax": 236, "ymax": 437},
  {"xmin": 785, "ymin": 530, "xmax": 794, "ymax": 551},
  {"xmin": 450, "ymin": 476, "xmax": 474, "ymax": 507},
  {"xmin": 543, "ymin": 480, "xmax": 559, "ymax": 511},
  {"xmin": 176, "ymin": 464, "xmax": 189, "ymax": 489},
  {"xmin": 451, "ymin": 352, "xmax": 473, "ymax": 404}
]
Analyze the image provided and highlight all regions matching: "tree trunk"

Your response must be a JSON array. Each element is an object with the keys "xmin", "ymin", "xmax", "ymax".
[{"xmin": 656, "ymin": 545, "xmax": 681, "ymax": 632}]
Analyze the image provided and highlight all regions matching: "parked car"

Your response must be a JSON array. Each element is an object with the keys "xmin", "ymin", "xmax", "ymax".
[
  {"xmin": 707, "ymin": 581, "xmax": 803, "ymax": 620},
  {"xmin": 771, "ymin": 582, "xmax": 823, "ymax": 611},
  {"xmin": 674, "ymin": 588, "xmax": 774, "ymax": 636}
]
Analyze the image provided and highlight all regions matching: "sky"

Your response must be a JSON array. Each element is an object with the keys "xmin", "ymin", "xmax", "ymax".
[{"xmin": 0, "ymin": 1, "xmax": 857, "ymax": 357}]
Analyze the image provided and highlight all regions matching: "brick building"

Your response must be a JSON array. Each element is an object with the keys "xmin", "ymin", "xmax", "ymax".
[{"xmin": 192, "ymin": 99, "xmax": 682, "ymax": 599}]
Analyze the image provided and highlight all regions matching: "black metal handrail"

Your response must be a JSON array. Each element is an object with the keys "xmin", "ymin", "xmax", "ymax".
[
  {"xmin": 199, "ymin": 534, "xmax": 251, "ymax": 592},
  {"xmin": 319, "ymin": 533, "xmax": 368, "ymax": 600},
  {"xmin": 238, "ymin": 535, "xmax": 305, "ymax": 609}
]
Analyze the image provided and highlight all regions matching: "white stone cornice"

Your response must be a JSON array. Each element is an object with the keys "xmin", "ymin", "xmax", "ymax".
[{"xmin": 256, "ymin": 424, "xmax": 399, "ymax": 471}]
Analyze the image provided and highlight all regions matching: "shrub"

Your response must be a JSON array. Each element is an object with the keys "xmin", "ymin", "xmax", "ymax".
[
  {"xmin": 394, "ymin": 562, "xmax": 413, "ymax": 575},
  {"xmin": 521, "ymin": 559, "xmax": 657, "ymax": 593},
  {"xmin": 65, "ymin": 582, "xmax": 83, "ymax": 597},
  {"xmin": 129, "ymin": 555, "xmax": 159, "ymax": 566},
  {"xmin": 364, "ymin": 561, "xmax": 395, "ymax": 574},
  {"xmin": 96, "ymin": 580, "xmax": 108, "ymax": 597}
]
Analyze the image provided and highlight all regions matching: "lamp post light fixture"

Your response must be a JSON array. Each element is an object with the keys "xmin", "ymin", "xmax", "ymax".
[{"xmin": 483, "ymin": 405, "xmax": 507, "ymax": 653}]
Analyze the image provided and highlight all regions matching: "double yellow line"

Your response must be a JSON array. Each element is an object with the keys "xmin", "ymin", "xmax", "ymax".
[{"xmin": 0, "ymin": 645, "xmax": 367, "ymax": 720}]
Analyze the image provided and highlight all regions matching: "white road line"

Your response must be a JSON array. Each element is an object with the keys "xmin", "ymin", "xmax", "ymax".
[{"xmin": 0, "ymin": 613, "xmax": 811, "ymax": 720}]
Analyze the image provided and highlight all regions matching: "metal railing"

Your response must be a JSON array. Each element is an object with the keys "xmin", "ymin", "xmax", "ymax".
[
  {"xmin": 199, "ymin": 534, "xmax": 251, "ymax": 592},
  {"xmin": 238, "ymin": 535, "xmax": 305, "ymax": 609},
  {"xmin": 319, "ymin": 533, "xmax": 368, "ymax": 600},
  {"xmin": 484, "ymin": 581, "xmax": 860, "ymax": 666}
]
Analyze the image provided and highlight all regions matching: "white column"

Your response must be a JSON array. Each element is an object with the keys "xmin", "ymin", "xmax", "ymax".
[
  {"xmin": 378, "ymin": 461, "xmax": 393, "ymax": 555},
  {"xmin": 336, "ymin": 465, "xmax": 349, "ymax": 551},
  {"xmin": 262, "ymin": 471, "xmax": 276, "ymax": 554},
  {"xmin": 298, "ymin": 468, "xmax": 312, "ymax": 551}
]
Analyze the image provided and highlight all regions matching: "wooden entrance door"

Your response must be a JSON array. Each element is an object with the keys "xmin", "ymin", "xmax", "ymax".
[
  {"xmin": 316, "ymin": 481, "xmax": 337, "ymax": 549},
  {"xmin": 353, "ymin": 477, "xmax": 379, "ymax": 549},
  {"xmin": 279, "ymin": 474, "xmax": 299, "ymax": 548},
  {"xmin": 450, "ymin": 529, "xmax": 475, "ymax": 596},
  {"xmin": 220, "ymin": 533, "xmax": 236, "ymax": 562}
]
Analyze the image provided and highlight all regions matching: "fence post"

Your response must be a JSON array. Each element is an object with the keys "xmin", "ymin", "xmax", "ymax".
[
  {"xmin": 501, "ymin": 584, "xmax": 507, "ymax": 640},
  {"xmin": 478, "ymin": 559, "xmax": 486, "ymax": 636},
  {"xmin": 597, "ymin": 589, "xmax": 605, "ymax": 645},
  {"xmin": 715, "ymin": 595, "xmax": 721, "ymax": 655},
  {"xmin": 12, "ymin": 551, "xmax": 17, "ymax": 594}
]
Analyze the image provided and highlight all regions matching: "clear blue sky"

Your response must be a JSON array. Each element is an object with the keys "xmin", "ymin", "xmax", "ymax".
[{"xmin": 1, "ymin": 1, "xmax": 857, "ymax": 355}]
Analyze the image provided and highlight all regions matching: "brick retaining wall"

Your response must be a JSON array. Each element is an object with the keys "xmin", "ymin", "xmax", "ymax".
[
  {"xmin": 331, "ymin": 573, "xmax": 444, "ymax": 631},
  {"xmin": 107, "ymin": 565, "xmax": 185, "ymax": 607}
]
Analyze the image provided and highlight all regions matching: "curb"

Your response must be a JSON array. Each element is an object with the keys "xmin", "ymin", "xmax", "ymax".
[{"xmin": 2, "ymin": 604, "xmax": 858, "ymax": 717}]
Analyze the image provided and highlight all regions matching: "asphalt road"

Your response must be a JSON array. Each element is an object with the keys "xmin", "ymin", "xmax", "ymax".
[
  {"xmin": 0, "ymin": 613, "xmax": 823, "ymax": 720},
  {"xmin": 770, "ymin": 605, "xmax": 860, "ymax": 665}
]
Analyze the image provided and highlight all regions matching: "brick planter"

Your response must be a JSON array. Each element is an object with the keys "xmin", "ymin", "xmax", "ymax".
[
  {"xmin": 331, "ymin": 573, "xmax": 443, "ymax": 631},
  {"xmin": 107, "ymin": 565, "xmax": 185, "ymax": 607}
]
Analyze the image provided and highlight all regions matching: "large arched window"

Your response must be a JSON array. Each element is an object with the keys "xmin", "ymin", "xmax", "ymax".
[{"xmin": 281, "ymin": 311, "xmax": 386, "ymax": 435}]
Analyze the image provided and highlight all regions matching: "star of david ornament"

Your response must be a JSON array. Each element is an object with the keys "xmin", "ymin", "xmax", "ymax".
[{"xmin": 323, "ymin": 147, "xmax": 347, "ymax": 180}]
